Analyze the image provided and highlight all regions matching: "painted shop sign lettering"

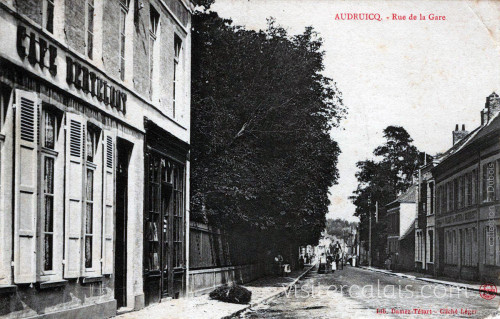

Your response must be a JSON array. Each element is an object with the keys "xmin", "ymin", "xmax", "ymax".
[
  {"xmin": 17, "ymin": 25, "xmax": 57, "ymax": 76},
  {"xmin": 66, "ymin": 57, "xmax": 127, "ymax": 114}
]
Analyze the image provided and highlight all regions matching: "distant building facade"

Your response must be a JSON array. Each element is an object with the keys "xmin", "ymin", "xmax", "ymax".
[
  {"xmin": 415, "ymin": 162, "xmax": 437, "ymax": 274},
  {"xmin": 386, "ymin": 185, "xmax": 417, "ymax": 271},
  {"xmin": 0, "ymin": 0, "xmax": 192, "ymax": 317},
  {"xmin": 433, "ymin": 92, "xmax": 500, "ymax": 284}
]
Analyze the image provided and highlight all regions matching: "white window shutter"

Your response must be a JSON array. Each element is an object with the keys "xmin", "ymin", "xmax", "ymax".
[
  {"xmin": 13, "ymin": 89, "xmax": 38, "ymax": 284},
  {"xmin": 64, "ymin": 112, "xmax": 84, "ymax": 278},
  {"xmin": 102, "ymin": 132, "xmax": 114, "ymax": 275}
]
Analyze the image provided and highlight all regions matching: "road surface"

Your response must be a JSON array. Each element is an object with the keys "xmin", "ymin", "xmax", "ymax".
[{"xmin": 235, "ymin": 265, "xmax": 499, "ymax": 318}]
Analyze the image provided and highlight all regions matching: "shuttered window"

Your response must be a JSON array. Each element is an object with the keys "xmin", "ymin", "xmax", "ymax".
[
  {"xmin": 64, "ymin": 113, "xmax": 84, "ymax": 278},
  {"xmin": 102, "ymin": 133, "xmax": 115, "ymax": 275},
  {"xmin": 14, "ymin": 90, "xmax": 38, "ymax": 283}
]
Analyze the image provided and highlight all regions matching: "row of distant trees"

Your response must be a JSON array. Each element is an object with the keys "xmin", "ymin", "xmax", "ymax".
[
  {"xmin": 325, "ymin": 218, "xmax": 357, "ymax": 239},
  {"xmin": 190, "ymin": 3, "xmax": 346, "ymax": 264},
  {"xmin": 349, "ymin": 126, "xmax": 431, "ymax": 265}
]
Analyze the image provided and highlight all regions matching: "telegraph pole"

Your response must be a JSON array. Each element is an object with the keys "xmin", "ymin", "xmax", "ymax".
[{"xmin": 368, "ymin": 196, "xmax": 372, "ymax": 267}]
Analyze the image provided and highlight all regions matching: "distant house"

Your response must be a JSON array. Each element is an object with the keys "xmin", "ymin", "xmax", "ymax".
[
  {"xmin": 432, "ymin": 92, "xmax": 500, "ymax": 283},
  {"xmin": 386, "ymin": 185, "xmax": 417, "ymax": 271}
]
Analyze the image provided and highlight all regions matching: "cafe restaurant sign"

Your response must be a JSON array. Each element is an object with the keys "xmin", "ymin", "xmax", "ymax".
[
  {"xmin": 66, "ymin": 57, "xmax": 127, "ymax": 114},
  {"xmin": 16, "ymin": 25, "xmax": 127, "ymax": 114},
  {"xmin": 17, "ymin": 25, "xmax": 57, "ymax": 76}
]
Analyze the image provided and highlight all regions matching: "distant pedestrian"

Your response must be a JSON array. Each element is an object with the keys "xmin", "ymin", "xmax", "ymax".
[
  {"xmin": 274, "ymin": 254, "xmax": 284, "ymax": 276},
  {"xmin": 385, "ymin": 255, "xmax": 391, "ymax": 270},
  {"xmin": 298, "ymin": 255, "xmax": 305, "ymax": 270}
]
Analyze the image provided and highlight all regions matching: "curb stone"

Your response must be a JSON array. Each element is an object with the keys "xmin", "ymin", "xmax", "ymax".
[
  {"xmin": 359, "ymin": 266, "xmax": 500, "ymax": 296},
  {"xmin": 221, "ymin": 264, "xmax": 316, "ymax": 319}
]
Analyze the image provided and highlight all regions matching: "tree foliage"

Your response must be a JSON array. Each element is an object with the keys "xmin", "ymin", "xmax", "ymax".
[
  {"xmin": 325, "ymin": 218, "xmax": 357, "ymax": 239},
  {"xmin": 191, "ymin": 12, "xmax": 346, "ymax": 254},
  {"xmin": 350, "ymin": 126, "xmax": 431, "ymax": 259}
]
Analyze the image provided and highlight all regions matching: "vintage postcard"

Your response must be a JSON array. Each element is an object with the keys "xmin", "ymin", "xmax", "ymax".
[{"xmin": 0, "ymin": 0, "xmax": 498, "ymax": 318}]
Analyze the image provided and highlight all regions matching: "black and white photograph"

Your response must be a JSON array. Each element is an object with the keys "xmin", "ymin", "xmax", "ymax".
[{"xmin": 0, "ymin": 0, "xmax": 499, "ymax": 318}]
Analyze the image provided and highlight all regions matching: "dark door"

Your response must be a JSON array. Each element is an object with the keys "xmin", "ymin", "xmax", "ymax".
[
  {"xmin": 144, "ymin": 154, "xmax": 162, "ymax": 305},
  {"xmin": 144, "ymin": 152, "xmax": 185, "ymax": 305},
  {"xmin": 115, "ymin": 139, "xmax": 132, "ymax": 308},
  {"xmin": 437, "ymin": 228, "xmax": 445, "ymax": 275}
]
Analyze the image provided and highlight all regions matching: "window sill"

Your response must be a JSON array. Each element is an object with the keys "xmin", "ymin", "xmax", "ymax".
[
  {"xmin": 36, "ymin": 280, "xmax": 68, "ymax": 290},
  {"xmin": 0, "ymin": 284, "xmax": 17, "ymax": 294},
  {"xmin": 80, "ymin": 276, "xmax": 103, "ymax": 284}
]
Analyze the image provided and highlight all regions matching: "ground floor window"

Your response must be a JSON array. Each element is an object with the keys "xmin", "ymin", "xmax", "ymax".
[
  {"xmin": 8, "ymin": 89, "xmax": 114, "ymax": 283},
  {"xmin": 485, "ymin": 226, "xmax": 496, "ymax": 265},
  {"xmin": 428, "ymin": 230, "xmax": 433, "ymax": 263}
]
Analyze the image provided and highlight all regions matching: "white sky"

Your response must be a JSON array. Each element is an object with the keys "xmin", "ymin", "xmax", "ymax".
[{"xmin": 211, "ymin": 0, "xmax": 500, "ymax": 222}]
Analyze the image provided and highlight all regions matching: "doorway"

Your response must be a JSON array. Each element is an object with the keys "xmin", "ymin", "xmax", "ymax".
[
  {"xmin": 144, "ymin": 152, "xmax": 185, "ymax": 305},
  {"xmin": 115, "ymin": 138, "xmax": 133, "ymax": 308}
]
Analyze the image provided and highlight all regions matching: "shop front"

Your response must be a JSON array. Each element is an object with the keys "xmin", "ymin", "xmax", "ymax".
[{"xmin": 143, "ymin": 119, "xmax": 189, "ymax": 305}]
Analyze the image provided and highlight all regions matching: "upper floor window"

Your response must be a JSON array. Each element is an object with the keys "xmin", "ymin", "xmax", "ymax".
[
  {"xmin": 149, "ymin": 5, "xmax": 160, "ymax": 98},
  {"xmin": 150, "ymin": 5, "xmax": 160, "ymax": 35},
  {"xmin": 119, "ymin": 0, "xmax": 130, "ymax": 81},
  {"xmin": 483, "ymin": 162, "xmax": 496, "ymax": 202},
  {"xmin": 453, "ymin": 179, "xmax": 458, "ymax": 210},
  {"xmin": 43, "ymin": 0, "xmax": 55, "ymax": 33},
  {"xmin": 86, "ymin": 0, "xmax": 94, "ymax": 59},
  {"xmin": 458, "ymin": 176, "xmax": 465, "ymax": 209},
  {"xmin": 173, "ymin": 35, "xmax": 182, "ymax": 118},
  {"xmin": 465, "ymin": 172, "xmax": 472, "ymax": 207},
  {"xmin": 428, "ymin": 182, "xmax": 434, "ymax": 215}
]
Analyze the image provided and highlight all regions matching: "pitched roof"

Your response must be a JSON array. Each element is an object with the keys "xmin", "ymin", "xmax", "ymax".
[
  {"xmin": 436, "ymin": 111, "xmax": 500, "ymax": 165},
  {"xmin": 386, "ymin": 184, "xmax": 417, "ymax": 207}
]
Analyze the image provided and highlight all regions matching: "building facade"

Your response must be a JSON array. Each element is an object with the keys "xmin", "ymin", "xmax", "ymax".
[
  {"xmin": 386, "ymin": 185, "xmax": 417, "ymax": 271},
  {"xmin": 0, "ymin": 0, "xmax": 192, "ymax": 317},
  {"xmin": 433, "ymin": 93, "xmax": 500, "ymax": 284},
  {"xmin": 415, "ymin": 162, "xmax": 437, "ymax": 274}
]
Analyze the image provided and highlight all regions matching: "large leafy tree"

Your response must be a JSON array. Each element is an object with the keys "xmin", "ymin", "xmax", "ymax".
[
  {"xmin": 191, "ymin": 12, "xmax": 346, "ymax": 260},
  {"xmin": 350, "ymin": 126, "xmax": 431, "ymax": 264}
]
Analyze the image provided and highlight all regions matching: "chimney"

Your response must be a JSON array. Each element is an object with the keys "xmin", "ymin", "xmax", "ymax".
[
  {"xmin": 482, "ymin": 92, "xmax": 500, "ymax": 125},
  {"xmin": 452, "ymin": 124, "xmax": 469, "ymax": 145},
  {"xmin": 481, "ymin": 109, "xmax": 488, "ymax": 125}
]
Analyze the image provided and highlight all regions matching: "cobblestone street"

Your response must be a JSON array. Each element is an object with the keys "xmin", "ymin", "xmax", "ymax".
[{"xmin": 236, "ymin": 266, "xmax": 500, "ymax": 319}]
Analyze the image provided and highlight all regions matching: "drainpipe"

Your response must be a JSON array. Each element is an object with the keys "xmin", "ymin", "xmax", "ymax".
[
  {"xmin": 185, "ymin": 159, "xmax": 190, "ymax": 297},
  {"xmin": 476, "ymin": 149, "xmax": 481, "ymax": 281}
]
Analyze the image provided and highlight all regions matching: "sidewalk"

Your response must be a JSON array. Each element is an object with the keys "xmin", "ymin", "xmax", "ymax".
[
  {"xmin": 360, "ymin": 266, "xmax": 500, "ymax": 295},
  {"xmin": 115, "ymin": 265, "xmax": 315, "ymax": 319}
]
